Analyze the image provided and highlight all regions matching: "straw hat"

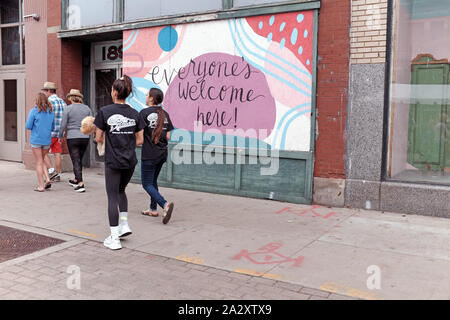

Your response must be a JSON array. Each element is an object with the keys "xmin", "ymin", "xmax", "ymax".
[
  {"xmin": 66, "ymin": 89, "xmax": 84, "ymax": 99},
  {"xmin": 42, "ymin": 82, "xmax": 57, "ymax": 90}
]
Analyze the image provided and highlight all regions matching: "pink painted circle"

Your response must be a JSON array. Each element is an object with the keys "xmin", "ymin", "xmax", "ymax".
[{"xmin": 165, "ymin": 53, "xmax": 276, "ymax": 136}]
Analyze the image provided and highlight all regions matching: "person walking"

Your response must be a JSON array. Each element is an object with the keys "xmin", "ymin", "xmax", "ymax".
[
  {"xmin": 58, "ymin": 89, "xmax": 93, "ymax": 193},
  {"xmin": 94, "ymin": 75, "xmax": 145, "ymax": 250},
  {"xmin": 139, "ymin": 88, "xmax": 174, "ymax": 224},
  {"xmin": 26, "ymin": 93, "xmax": 54, "ymax": 192},
  {"xmin": 42, "ymin": 82, "xmax": 67, "ymax": 182}
]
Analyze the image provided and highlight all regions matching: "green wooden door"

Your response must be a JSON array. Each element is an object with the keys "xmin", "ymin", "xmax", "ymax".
[{"xmin": 408, "ymin": 58, "xmax": 449, "ymax": 171}]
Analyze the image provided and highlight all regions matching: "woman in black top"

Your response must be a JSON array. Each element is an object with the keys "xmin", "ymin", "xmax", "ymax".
[
  {"xmin": 94, "ymin": 75, "xmax": 145, "ymax": 250},
  {"xmin": 140, "ymin": 88, "xmax": 174, "ymax": 224}
]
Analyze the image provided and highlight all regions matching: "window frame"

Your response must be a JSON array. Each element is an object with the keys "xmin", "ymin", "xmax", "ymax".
[
  {"xmin": 382, "ymin": 0, "xmax": 450, "ymax": 186},
  {"xmin": 0, "ymin": 0, "xmax": 25, "ymax": 68},
  {"xmin": 60, "ymin": 0, "xmax": 320, "ymax": 36}
]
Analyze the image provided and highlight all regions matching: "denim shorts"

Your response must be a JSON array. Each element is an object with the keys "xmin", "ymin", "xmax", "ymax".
[{"xmin": 31, "ymin": 144, "xmax": 50, "ymax": 149}]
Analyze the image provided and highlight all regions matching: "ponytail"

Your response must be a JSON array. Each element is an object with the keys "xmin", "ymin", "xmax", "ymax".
[
  {"xmin": 112, "ymin": 74, "xmax": 133, "ymax": 100},
  {"xmin": 152, "ymin": 107, "xmax": 166, "ymax": 145},
  {"xmin": 148, "ymin": 88, "xmax": 165, "ymax": 144}
]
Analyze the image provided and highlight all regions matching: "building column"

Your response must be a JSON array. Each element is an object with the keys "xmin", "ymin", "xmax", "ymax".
[
  {"xmin": 22, "ymin": 0, "xmax": 48, "ymax": 169},
  {"xmin": 345, "ymin": 0, "xmax": 388, "ymax": 210},
  {"xmin": 313, "ymin": 0, "xmax": 351, "ymax": 207}
]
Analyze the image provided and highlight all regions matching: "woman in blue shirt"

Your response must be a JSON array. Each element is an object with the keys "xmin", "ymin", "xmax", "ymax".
[{"xmin": 26, "ymin": 92, "xmax": 55, "ymax": 192}]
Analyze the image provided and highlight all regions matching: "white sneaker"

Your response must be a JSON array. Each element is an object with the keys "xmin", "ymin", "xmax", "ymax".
[
  {"xmin": 118, "ymin": 224, "xmax": 132, "ymax": 238},
  {"xmin": 103, "ymin": 235, "xmax": 122, "ymax": 250}
]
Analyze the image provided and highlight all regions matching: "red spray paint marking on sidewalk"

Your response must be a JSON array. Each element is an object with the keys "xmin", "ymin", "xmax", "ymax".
[
  {"xmin": 232, "ymin": 242, "xmax": 304, "ymax": 267},
  {"xmin": 275, "ymin": 205, "xmax": 336, "ymax": 219}
]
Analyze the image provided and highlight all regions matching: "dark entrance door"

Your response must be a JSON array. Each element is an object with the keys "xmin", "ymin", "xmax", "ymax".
[
  {"xmin": 94, "ymin": 68, "xmax": 116, "ymax": 161},
  {"xmin": 95, "ymin": 69, "xmax": 116, "ymax": 111}
]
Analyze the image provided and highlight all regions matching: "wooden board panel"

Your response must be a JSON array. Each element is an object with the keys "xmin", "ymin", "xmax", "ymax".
[{"xmin": 132, "ymin": 146, "xmax": 312, "ymax": 204}]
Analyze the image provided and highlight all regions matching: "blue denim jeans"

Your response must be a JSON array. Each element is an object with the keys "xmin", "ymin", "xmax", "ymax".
[{"xmin": 141, "ymin": 158, "xmax": 167, "ymax": 211}]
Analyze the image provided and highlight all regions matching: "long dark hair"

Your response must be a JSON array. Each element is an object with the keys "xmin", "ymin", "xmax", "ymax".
[
  {"xmin": 112, "ymin": 74, "xmax": 133, "ymax": 100},
  {"xmin": 149, "ymin": 88, "xmax": 165, "ymax": 144}
]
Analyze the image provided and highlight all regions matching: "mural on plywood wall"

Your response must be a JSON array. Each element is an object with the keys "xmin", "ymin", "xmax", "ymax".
[{"xmin": 123, "ymin": 11, "xmax": 314, "ymax": 152}]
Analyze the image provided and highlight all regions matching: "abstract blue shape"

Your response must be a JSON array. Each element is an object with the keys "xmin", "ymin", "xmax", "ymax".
[
  {"xmin": 280, "ymin": 108, "xmax": 311, "ymax": 150},
  {"xmin": 291, "ymin": 28, "xmax": 298, "ymax": 45},
  {"xmin": 304, "ymin": 29, "xmax": 309, "ymax": 38},
  {"xmin": 269, "ymin": 15, "xmax": 275, "ymax": 26},
  {"xmin": 298, "ymin": 46, "xmax": 303, "ymax": 55},
  {"xmin": 230, "ymin": 19, "xmax": 312, "ymax": 95},
  {"xmin": 306, "ymin": 59, "xmax": 310, "ymax": 66},
  {"xmin": 272, "ymin": 103, "xmax": 310, "ymax": 148},
  {"xmin": 158, "ymin": 26, "xmax": 178, "ymax": 52},
  {"xmin": 123, "ymin": 29, "xmax": 139, "ymax": 52},
  {"xmin": 236, "ymin": 19, "xmax": 311, "ymax": 80},
  {"xmin": 297, "ymin": 14, "xmax": 304, "ymax": 23},
  {"xmin": 258, "ymin": 21, "xmax": 263, "ymax": 29},
  {"xmin": 280, "ymin": 22, "xmax": 286, "ymax": 31},
  {"xmin": 126, "ymin": 77, "xmax": 161, "ymax": 112},
  {"xmin": 267, "ymin": 32, "xmax": 273, "ymax": 42},
  {"xmin": 280, "ymin": 38, "xmax": 286, "ymax": 49},
  {"xmin": 123, "ymin": 30, "xmax": 136, "ymax": 46}
]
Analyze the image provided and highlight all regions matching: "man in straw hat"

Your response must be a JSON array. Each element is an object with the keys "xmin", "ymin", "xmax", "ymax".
[{"xmin": 42, "ymin": 81, "xmax": 67, "ymax": 182}]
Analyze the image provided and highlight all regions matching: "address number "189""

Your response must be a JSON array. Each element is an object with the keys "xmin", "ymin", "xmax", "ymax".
[{"xmin": 102, "ymin": 45, "xmax": 123, "ymax": 61}]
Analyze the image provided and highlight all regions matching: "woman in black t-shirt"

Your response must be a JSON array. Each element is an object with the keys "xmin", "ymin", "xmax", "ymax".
[
  {"xmin": 139, "ymin": 88, "xmax": 174, "ymax": 224},
  {"xmin": 94, "ymin": 75, "xmax": 145, "ymax": 250}
]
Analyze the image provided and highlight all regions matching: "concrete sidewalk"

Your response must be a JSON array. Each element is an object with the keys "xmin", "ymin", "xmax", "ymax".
[{"xmin": 0, "ymin": 160, "xmax": 449, "ymax": 300}]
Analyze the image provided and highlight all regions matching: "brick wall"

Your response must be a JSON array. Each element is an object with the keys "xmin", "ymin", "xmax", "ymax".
[
  {"xmin": 24, "ymin": 32, "xmax": 82, "ymax": 166},
  {"xmin": 61, "ymin": 40, "xmax": 83, "ymax": 96},
  {"xmin": 47, "ymin": 33, "xmax": 62, "ymax": 95},
  {"xmin": 350, "ymin": 0, "xmax": 388, "ymax": 64},
  {"xmin": 314, "ymin": 0, "xmax": 351, "ymax": 179},
  {"xmin": 47, "ymin": 0, "xmax": 82, "ymax": 156}
]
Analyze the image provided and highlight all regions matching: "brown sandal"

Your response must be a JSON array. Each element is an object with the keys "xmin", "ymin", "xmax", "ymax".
[{"xmin": 141, "ymin": 210, "xmax": 159, "ymax": 217}]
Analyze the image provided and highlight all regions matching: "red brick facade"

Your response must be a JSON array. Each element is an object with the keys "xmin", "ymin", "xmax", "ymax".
[
  {"xmin": 47, "ymin": 0, "xmax": 83, "ymax": 101},
  {"xmin": 314, "ymin": 0, "xmax": 351, "ymax": 179},
  {"xmin": 23, "ymin": 0, "xmax": 83, "ymax": 168},
  {"xmin": 48, "ymin": 1, "xmax": 83, "ymax": 155}
]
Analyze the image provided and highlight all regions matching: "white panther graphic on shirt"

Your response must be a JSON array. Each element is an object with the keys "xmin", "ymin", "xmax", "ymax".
[
  {"xmin": 147, "ymin": 113, "xmax": 169, "ymax": 129},
  {"xmin": 147, "ymin": 113, "xmax": 158, "ymax": 129},
  {"xmin": 107, "ymin": 114, "xmax": 136, "ymax": 132}
]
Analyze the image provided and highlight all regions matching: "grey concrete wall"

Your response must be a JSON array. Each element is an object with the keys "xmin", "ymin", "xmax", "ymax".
[
  {"xmin": 313, "ymin": 177, "xmax": 345, "ymax": 207},
  {"xmin": 345, "ymin": 63, "xmax": 386, "ymax": 211},
  {"xmin": 381, "ymin": 182, "xmax": 450, "ymax": 218}
]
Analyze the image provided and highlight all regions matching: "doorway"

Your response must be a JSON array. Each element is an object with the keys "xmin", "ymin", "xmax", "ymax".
[
  {"xmin": 93, "ymin": 68, "xmax": 119, "ymax": 162},
  {"xmin": 0, "ymin": 72, "xmax": 24, "ymax": 162},
  {"xmin": 95, "ymin": 69, "xmax": 116, "ymax": 112},
  {"xmin": 90, "ymin": 40, "xmax": 122, "ymax": 165}
]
